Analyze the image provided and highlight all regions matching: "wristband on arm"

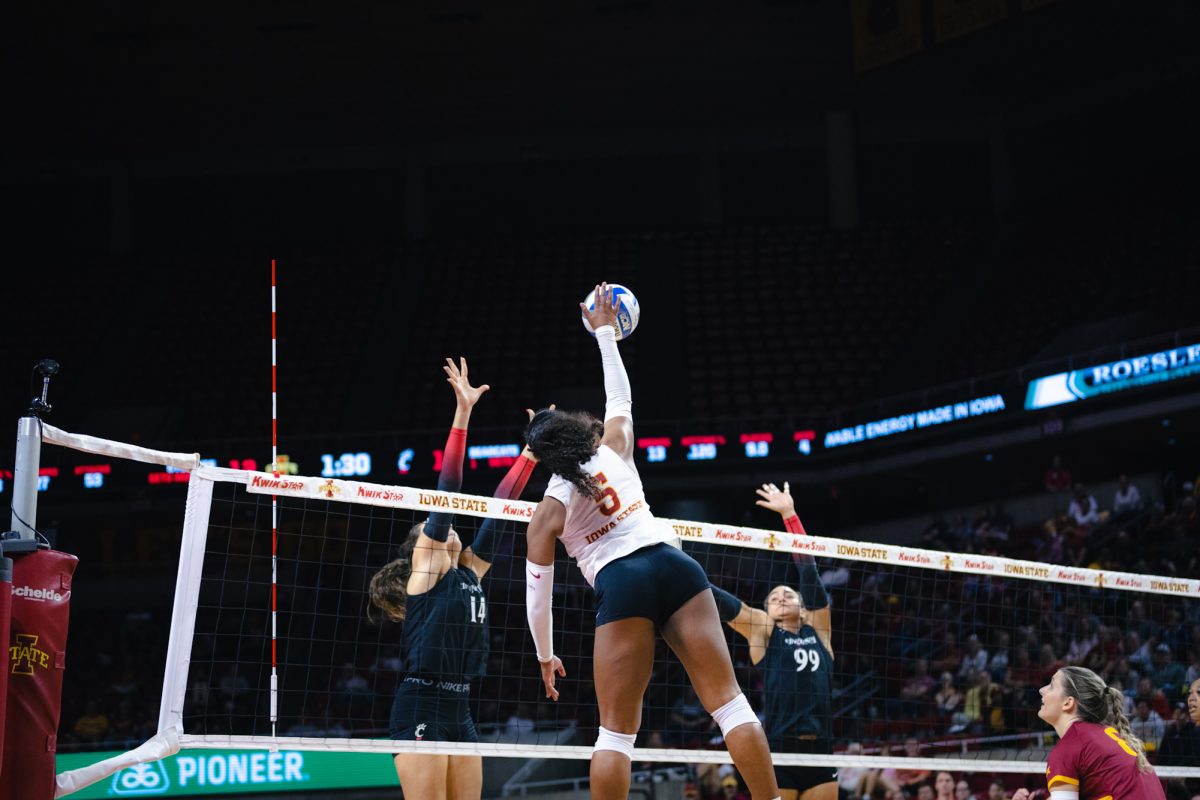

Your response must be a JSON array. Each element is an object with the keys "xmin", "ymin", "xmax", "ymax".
[
  {"xmin": 783, "ymin": 513, "xmax": 829, "ymax": 610},
  {"xmin": 425, "ymin": 426, "xmax": 468, "ymax": 542},
  {"xmin": 594, "ymin": 326, "xmax": 632, "ymax": 423},
  {"xmin": 495, "ymin": 453, "xmax": 536, "ymax": 499},
  {"xmin": 525, "ymin": 560, "xmax": 555, "ymax": 662},
  {"xmin": 469, "ymin": 453, "xmax": 537, "ymax": 564},
  {"xmin": 782, "ymin": 514, "xmax": 806, "ymax": 536}
]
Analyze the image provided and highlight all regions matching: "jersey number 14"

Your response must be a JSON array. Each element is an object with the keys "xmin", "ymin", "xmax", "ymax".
[{"xmin": 470, "ymin": 595, "xmax": 487, "ymax": 624}]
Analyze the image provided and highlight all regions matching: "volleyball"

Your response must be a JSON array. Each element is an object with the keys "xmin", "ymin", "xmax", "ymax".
[{"xmin": 581, "ymin": 283, "xmax": 640, "ymax": 340}]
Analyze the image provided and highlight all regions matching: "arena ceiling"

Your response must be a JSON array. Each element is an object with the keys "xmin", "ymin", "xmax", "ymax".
[{"xmin": 8, "ymin": 1, "xmax": 1195, "ymax": 158}]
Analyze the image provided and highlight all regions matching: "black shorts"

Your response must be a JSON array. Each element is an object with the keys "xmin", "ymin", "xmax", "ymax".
[
  {"xmin": 771, "ymin": 738, "xmax": 838, "ymax": 793},
  {"xmin": 389, "ymin": 675, "xmax": 477, "ymax": 743},
  {"xmin": 593, "ymin": 543, "xmax": 710, "ymax": 628}
]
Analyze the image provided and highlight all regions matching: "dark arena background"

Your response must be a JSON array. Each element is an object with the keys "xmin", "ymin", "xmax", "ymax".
[{"xmin": 3, "ymin": 1, "xmax": 1199, "ymax": 799}]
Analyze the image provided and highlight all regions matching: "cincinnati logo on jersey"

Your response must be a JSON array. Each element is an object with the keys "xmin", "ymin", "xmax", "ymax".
[
  {"xmin": 10, "ymin": 633, "xmax": 51, "ymax": 676},
  {"xmin": 414, "ymin": 723, "xmax": 427, "ymax": 741},
  {"xmin": 784, "ymin": 634, "xmax": 818, "ymax": 647}
]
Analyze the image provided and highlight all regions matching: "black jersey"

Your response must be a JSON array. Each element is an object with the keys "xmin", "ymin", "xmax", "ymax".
[
  {"xmin": 402, "ymin": 566, "xmax": 488, "ymax": 680},
  {"xmin": 761, "ymin": 623, "xmax": 833, "ymax": 747}
]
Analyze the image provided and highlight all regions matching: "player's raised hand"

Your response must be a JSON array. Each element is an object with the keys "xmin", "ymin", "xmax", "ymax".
[
  {"xmin": 526, "ymin": 403, "xmax": 556, "ymax": 422},
  {"xmin": 580, "ymin": 282, "xmax": 620, "ymax": 333},
  {"xmin": 755, "ymin": 481, "xmax": 796, "ymax": 517},
  {"xmin": 445, "ymin": 357, "xmax": 490, "ymax": 408},
  {"xmin": 522, "ymin": 404, "xmax": 554, "ymax": 460}
]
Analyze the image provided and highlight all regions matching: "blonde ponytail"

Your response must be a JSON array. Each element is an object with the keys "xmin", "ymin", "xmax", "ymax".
[
  {"xmin": 1102, "ymin": 685, "xmax": 1150, "ymax": 772},
  {"xmin": 1059, "ymin": 666, "xmax": 1150, "ymax": 771}
]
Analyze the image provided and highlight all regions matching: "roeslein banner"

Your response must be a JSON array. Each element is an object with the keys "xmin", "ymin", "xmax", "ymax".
[{"xmin": 1025, "ymin": 341, "xmax": 1200, "ymax": 409}]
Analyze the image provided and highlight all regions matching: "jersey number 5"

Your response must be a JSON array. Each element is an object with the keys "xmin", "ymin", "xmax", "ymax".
[
  {"xmin": 593, "ymin": 472, "xmax": 622, "ymax": 516},
  {"xmin": 1103, "ymin": 726, "xmax": 1137, "ymax": 757}
]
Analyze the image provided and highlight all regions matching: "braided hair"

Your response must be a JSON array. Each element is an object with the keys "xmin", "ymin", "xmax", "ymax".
[
  {"xmin": 1058, "ymin": 666, "xmax": 1150, "ymax": 771},
  {"xmin": 524, "ymin": 409, "xmax": 604, "ymax": 499}
]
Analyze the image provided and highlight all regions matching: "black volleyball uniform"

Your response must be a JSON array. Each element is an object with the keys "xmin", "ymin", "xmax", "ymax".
[
  {"xmin": 389, "ymin": 566, "xmax": 488, "ymax": 742},
  {"xmin": 762, "ymin": 623, "xmax": 836, "ymax": 792}
]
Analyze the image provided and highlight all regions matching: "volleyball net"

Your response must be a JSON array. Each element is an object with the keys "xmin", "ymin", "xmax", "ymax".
[{"xmin": 40, "ymin": 425, "xmax": 1200, "ymax": 796}]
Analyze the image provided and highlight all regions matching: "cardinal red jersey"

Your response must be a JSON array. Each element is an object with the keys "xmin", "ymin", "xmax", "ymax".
[{"xmin": 1045, "ymin": 721, "xmax": 1165, "ymax": 800}]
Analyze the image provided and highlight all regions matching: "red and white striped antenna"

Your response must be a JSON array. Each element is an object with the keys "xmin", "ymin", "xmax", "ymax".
[{"xmin": 270, "ymin": 259, "xmax": 279, "ymax": 737}]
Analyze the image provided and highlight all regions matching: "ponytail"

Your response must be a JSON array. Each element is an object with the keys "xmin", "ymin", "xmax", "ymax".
[
  {"xmin": 1059, "ymin": 666, "xmax": 1150, "ymax": 771},
  {"xmin": 1102, "ymin": 685, "xmax": 1150, "ymax": 772},
  {"xmin": 524, "ymin": 410, "xmax": 603, "ymax": 499}
]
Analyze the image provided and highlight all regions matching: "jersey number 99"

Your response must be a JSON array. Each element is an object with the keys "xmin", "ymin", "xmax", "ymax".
[{"xmin": 794, "ymin": 648, "xmax": 821, "ymax": 672}]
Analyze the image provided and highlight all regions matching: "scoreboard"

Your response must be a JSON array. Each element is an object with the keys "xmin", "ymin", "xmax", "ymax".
[{"xmin": 0, "ymin": 392, "xmax": 1012, "ymax": 498}]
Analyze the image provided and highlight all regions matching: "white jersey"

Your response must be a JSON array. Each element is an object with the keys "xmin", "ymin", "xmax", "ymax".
[{"xmin": 544, "ymin": 445, "xmax": 674, "ymax": 586}]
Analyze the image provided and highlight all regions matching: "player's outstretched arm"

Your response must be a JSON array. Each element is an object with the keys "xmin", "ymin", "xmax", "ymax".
[
  {"xmin": 412, "ymin": 358, "xmax": 489, "ymax": 593},
  {"xmin": 461, "ymin": 407, "xmax": 547, "ymax": 579},
  {"xmin": 757, "ymin": 481, "xmax": 834, "ymax": 656},
  {"xmin": 581, "ymin": 282, "xmax": 634, "ymax": 461},
  {"xmin": 710, "ymin": 582, "xmax": 772, "ymax": 664}
]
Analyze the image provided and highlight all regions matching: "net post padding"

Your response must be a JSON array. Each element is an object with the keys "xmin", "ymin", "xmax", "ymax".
[
  {"xmin": 0, "ymin": 558, "xmax": 12, "ymax": 776},
  {"xmin": 1, "ymin": 550, "xmax": 79, "ymax": 800}
]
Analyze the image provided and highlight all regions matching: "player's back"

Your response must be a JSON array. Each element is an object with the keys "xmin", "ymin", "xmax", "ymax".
[
  {"xmin": 545, "ymin": 445, "xmax": 672, "ymax": 585},
  {"xmin": 402, "ymin": 566, "xmax": 488, "ymax": 679},
  {"xmin": 1047, "ymin": 721, "xmax": 1166, "ymax": 800}
]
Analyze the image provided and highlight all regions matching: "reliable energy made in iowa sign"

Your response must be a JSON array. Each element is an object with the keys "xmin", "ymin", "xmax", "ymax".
[{"xmin": 56, "ymin": 749, "xmax": 399, "ymax": 797}]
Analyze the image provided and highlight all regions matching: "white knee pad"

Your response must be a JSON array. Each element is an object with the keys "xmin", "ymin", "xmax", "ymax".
[
  {"xmin": 594, "ymin": 726, "xmax": 637, "ymax": 758},
  {"xmin": 712, "ymin": 693, "xmax": 760, "ymax": 737}
]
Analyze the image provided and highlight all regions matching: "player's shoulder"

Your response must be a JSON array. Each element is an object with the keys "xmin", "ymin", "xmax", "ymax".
[
  {"xmin": 1057, "ymin": 720, "xmax": 1104, "ymax": 759},
  {"xmin": 1050, "ymin": 724, "xmax": 1086, "ymax": 759},
  {"xmin": 544, "ymin": 472, "xmax": 575, "ymax": 504},
  {"xmin": 597, "ymin": 443, "xmax": 622, "ymax": 463},
  {"xmin": 597, "ymin": 444, "xmax": 637, "ymax": 474},
  {"xmin": 1070, "ymin": 720, "xmax": 1107, "ymax": 742}
]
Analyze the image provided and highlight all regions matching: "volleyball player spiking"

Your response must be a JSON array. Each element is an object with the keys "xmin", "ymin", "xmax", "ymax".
[
  {"xmin": 522, "ymin": 283, "xmax": 780, "ymax": 800},
  {"xmin": 709, "ymin": 482, "xmax": 837, "ymax": 800},
  {"xmin": 368, "ymin": 358, "xmax": 539, "ymax": 800},
  {"xmin": 1011, "ymin": 666, "xmax": 1165, "ymax": 800}
]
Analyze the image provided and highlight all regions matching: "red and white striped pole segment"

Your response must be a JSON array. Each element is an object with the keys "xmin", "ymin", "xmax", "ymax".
[{"xmin": 270, "ymin": 259, "xmax": 279, "ymax": 735}]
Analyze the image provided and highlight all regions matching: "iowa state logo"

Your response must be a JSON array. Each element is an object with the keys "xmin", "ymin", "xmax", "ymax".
[{"xmin": 10, "ymin": 633, "xmax": 51, "ymax": 675}]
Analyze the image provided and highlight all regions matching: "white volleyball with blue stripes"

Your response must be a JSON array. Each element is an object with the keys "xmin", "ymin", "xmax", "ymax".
[{"xmin": 581, "ymin": 284, "xmax": 640, "ymax": 340}]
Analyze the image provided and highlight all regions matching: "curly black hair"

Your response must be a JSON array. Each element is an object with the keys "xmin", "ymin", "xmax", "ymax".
[{"xmin": 524, "ymin": 409, "xmax": 604, "ymax": 499}]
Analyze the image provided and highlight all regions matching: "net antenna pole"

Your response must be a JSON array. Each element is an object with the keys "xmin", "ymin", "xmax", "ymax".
[
  {"xmin": 1, "ymin": 359, "xmax": 59, "ymax": 556},
  {"xmin": 270, "ymin": 260, "xmax": 280, "ymax": 739}
]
